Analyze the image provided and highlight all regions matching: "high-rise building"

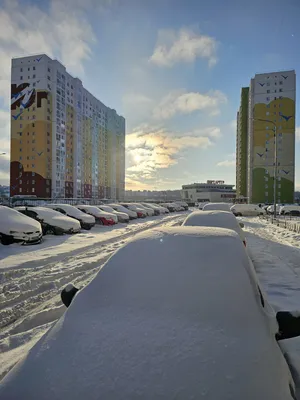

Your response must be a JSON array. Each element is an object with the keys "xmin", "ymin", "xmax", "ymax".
[
  {"xmin": 10, "ymin": 54, "xmax": 125, "ymax": 200},
  {"xmin": 236, "ymin": 87, "xmax": 249, "ymax": 199},
  {"xmin": 236, "ymin": 70, "xmax": 296, "ymax": 204}
]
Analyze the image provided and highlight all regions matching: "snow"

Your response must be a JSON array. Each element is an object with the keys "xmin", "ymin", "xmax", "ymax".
[
  {"xmin": 0, "ymin": 212, "xmax": 187, "ymax": 380},
  {"xmin": 182, "ymin": 210, "xmax": 246, "ymax": 243},
  {"xmin": 0, "ymin": 206, "xmax": 41, "ymax": 235},
  {"xmin": 0, "ymin": 226, "xmax": 294, "ymax": 399},
  {"xmin": 202, "ymin": 202, "xmax": 231, "ymax": 212}
]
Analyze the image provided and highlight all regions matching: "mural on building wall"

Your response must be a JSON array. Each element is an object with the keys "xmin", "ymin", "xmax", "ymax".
[
  {"xmin": 10, "ymin": 82, "xmax": 52, "ymax": 197},
  {"xmin": 252, "ymin": 95, "xmax": 295, "ymax": 204}
]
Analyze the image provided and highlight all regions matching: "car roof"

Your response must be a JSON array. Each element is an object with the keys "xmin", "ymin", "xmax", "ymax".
[
  {"xmin": 183, "ymin": 210, "xmax": 245, "ymax": 239},
  {"xmin": 1, "ymin": 226, "xmax": 290, "ymax": 399}
]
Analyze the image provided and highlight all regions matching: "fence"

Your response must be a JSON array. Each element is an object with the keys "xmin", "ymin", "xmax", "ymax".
[
  {"xmin": 0, "ymin": 197, "xmax": 117, "ymax": 208},
  {"xmin": 262, "ymin": 213, "xmax": 300, "ymax": 234}
]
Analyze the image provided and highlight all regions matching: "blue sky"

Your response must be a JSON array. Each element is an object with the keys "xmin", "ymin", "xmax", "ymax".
[{"xmin": 0, "ymin": 0, "xmax": 300, "ymax": 190}]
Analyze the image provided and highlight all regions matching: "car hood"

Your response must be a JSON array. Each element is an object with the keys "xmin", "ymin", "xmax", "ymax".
[{"xmin": 78, "ymin": 213, "xmax": 95, "ymax": 223}]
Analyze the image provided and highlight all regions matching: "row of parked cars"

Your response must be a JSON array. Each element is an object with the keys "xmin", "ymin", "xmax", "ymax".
[
  {"xmin": 3, "ymin": 206, "xmax": 300, "ymax": 398},
  {"xmin": 200, "ymin": 202, "xmax": 265, "ymax": 217},
  {"xmin": 0, "ymin": 201, "xmax": 189, "ymax": 245}
]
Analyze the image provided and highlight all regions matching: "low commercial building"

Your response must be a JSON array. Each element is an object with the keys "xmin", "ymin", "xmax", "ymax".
[{"xmin": 181, "ymin": 180, "xmax": 236, "ymax": 204}]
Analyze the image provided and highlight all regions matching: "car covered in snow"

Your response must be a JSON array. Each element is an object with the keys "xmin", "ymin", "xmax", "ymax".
[
  {"xmin": 15, "ymin": 206, "xmax": 81, "ymax": 235},
  {"xmin": 182, "ymin": 210, "xmax": 247, "ymax": 246},
  {"xmin": 76, "ymin": 205, "xmax": 118, "ymax": 226},
  {"xmin": 134, "ymin": 203, "xmax": 155, "ymax": 217},
  {"xmin": 160, "ymin": 202, "xmax": 177, "ymax": 212},
  {"xmin": 109, "ymin": 203, "xmax": 138, "ymax": 219},
  {"xmin": 2, "ymin": 226, "xmax": 300, "ymax": 399},
  {"xmin": 140, "ymin": 202, "xmax": 161, "ymax": 216},
  {"xmin": 120, "ymin": 203, "xmax": 147, "ymax": 218},
  {"xmin": 280, "ymin": 205, "xmax": 300, "ymax": 216},
  {"xmin": 202, "ymin": 202, "xmax": 231, "ymax": 212},
  {"xmin": 0, "ymin": 206, "xmax": 42, "ymax": 245},
  {"xmin": 231, "ymin": 203, "xmax": 265, "ymax": 217},
  {"xmin": 266, "ymin": 204, "xmax": 281, "ymax": 215},
  {"xmin": 46, "ymin": 204, "xmax": 95, "ymax": 230},
  {"xmin": 97, "ymin": 205, "xmax": 129, "ymax": 223}
]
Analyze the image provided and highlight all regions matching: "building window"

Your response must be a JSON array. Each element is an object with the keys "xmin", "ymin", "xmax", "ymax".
[
  {"xmin": 32, "ymin": 164, "xmax": 35, "ymax": 168},
  {"xmin": 33, "ymin": 66, "xmax": 35, "ymax": 71},
  {"xmin": 267, "ymin": 90, "xmax": 270, "ymax": 93},
  {"xmin": 32, "ymin": 188, "xmax": 35, "ymax": 193},
  {"xmin": 279, "ymin": 89, "xmax": 283, "ymax": 92},
  {"xmin": 33, "ymin": 74, "xmax": 36, "ymax": 79},
  {"xmin": 48, "ymin": 67, "xmax": 51, "ymax": 73},
  {"xmin": 48, "ymin": 76, "xmax": 51, "ymax": 80},
  {"xmin": 266, "ymin": 97, "xmax": 270, "ymax": 101},
  {"xmin": 20, "ymin": 68, "xmax": 23, "ymax": 72},
  {"xmin": 33, "ymin": 83, "xmax": 36, "ymax": 87},
  {"xmin": 32, "ymin": 180, "xmax": 35, "ymax": 184},
  {"xmin": 20, "ymin": 76, "xmax": 23, "ymax": 80},
  {"xmin": 32, "ymin": 123, "xmax": 35, "ymax": 127}
]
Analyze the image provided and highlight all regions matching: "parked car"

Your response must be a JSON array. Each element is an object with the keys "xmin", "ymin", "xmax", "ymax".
[
  {"xmin": 97, "ymin": 205, "xmax": 129, "ymax": 223},
  {"xmin": 120, "ymin": 203, "xmax": 147, "ymax": 218},
  {"xmin": 160, "ymin": 202, "xmax": 177, "ymax": 212},
  {"xmin": 0, "ymin": 206, "xmax": 42, "ymax": 245},
  {"xmin": 140, "ymin": 202, "xmax": 161, "ymax": 216},
  {"xmin": 2, "ymin": 226, "xmax": 300, "ymax": 399},
  {"xmin": 175, "ymin": 201, "xmax": 189, "ymax": 211},
  {"xmin": 15, "ymin": 206, "xmax": 81, "ymax": 235},
  {"xmin": 267, "ymin": 204, "xmax": 281, "ymax": 215},
  {"xmin": 76, "ymin": 205, "xmax": 117, "ymax": 226},
  {"xmin": 280, "ymin": 205, "xmax": 300, "ymax": 216},
  {"xmin": 202, "ymin": 202, "xmax": 231, "ymax": 212},
  {"xmin": 231, "ymin": 204, "xmax": 265, "ymax": 217},
  {"xmin": 109, "ymin": 204, "xmax": 138, "ymax": 220},
  {"xmin": 198, "ymin": 202, "xmax": 209, "ymax": 210},
  {"xmin": 46, "ymin": 204, "xmax": 95, "ymax": 230},
  {"xmin": 183, "ymin": 210, "xmax": 246, "ymax": 246},
  {"xmin": 134, "ymin": 203, "xmax": 155, "ymax": 217}
]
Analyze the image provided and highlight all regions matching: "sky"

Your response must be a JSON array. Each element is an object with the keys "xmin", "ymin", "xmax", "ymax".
[{"xmin": 0, "ymin": 0, "xmax": 300, "ymax": 190}]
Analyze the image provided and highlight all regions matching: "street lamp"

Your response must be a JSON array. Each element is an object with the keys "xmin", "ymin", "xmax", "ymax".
[{"xmin": 253, "ymin": 118, "xmax": 277, "ymax": 218}]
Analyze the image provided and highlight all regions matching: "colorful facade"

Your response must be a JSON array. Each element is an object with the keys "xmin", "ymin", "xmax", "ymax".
[
  {"xmin": 247, "ymin": 71, "xmax": 295, "ymax": 204},
  {"xmin": 10, "ymin": 55, "xmax": 125, "ymax": 200},
  {"xmin": 236, "ymin": 87, "xmax": 249, "ymax": 198}
]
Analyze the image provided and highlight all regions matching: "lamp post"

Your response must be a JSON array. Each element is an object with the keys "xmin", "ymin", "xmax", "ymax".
[{"xmin": 253, "ymin": 118, "xmax": 277, "ymax": 218}]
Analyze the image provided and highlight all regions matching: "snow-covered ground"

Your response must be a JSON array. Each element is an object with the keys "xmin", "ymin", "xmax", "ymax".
[
  {"xmin": 0, "ymin": 212, "xmax": 187, "ymax": 380},
  {"xmin": 2, "ymin": 213, "xmax": 300, "ymax": 384}
]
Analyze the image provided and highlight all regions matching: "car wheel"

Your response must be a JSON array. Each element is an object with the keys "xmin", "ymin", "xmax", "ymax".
[
  {"xmin": 236, "ymin": 212, "xmax": 242, "ymax": 217},
  {"xmin": 0, "ymin": 234, "xmax": 13, "ymax": 245}
]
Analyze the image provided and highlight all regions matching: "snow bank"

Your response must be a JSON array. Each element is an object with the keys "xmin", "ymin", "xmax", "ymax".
[{"xmin": 0, "ymin": 227, "xmax": 294, "ymax": 399}]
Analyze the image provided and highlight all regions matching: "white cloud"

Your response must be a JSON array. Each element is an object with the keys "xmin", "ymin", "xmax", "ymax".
[
  {"xmin": 0, "ymin": 0, "xmax": 96, "ymax": 101},
  {"xmin": 126, "ymin": 125, "xmax": 220, "ymax": 187},
  {"xmin": 153, "ymin": 90, "xmax": 227, "ymax": 120},
  {"xmin": 216, "ymin": 160, "xmax": 236, "ymax": 167},
  {"xmin": 149, "ymin": 28, "xmax": 218, "ymax": 68}
]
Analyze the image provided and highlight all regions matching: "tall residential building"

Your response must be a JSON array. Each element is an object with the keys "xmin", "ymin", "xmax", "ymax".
[
  {"xmin": 236, "ymin": 87, "xmax": 249, "ymax": 199},
  {"xmin": 236, "ymin": 70, "xmax": 296, "ymax": 204},
  {"xmin": 10, "ymin": 54, "xmax": 125, "ymax": 200}
]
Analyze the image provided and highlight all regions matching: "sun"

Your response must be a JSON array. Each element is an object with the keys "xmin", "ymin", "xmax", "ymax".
[{"xmin": 134, "ymin": 154, "xmax": 141, "ymax": 163}]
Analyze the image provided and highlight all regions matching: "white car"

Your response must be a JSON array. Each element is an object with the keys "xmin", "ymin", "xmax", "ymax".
[
  {"xmin": 140, "ymin": 202, "xmax": 161, "ymax": 216},
  {"xmin": 110, "ymin": 204, "xmax": 138, "ymax": 220},
  {"xmin": 267, "ymin": 204, "xmax": 281, "ymax": 215},
  {"xmin": 151, "ymin": 203, "xmax": 169, "ymax": 214},
  {"xmin": 231, "ymin": 204, "xmax": 265, "ymax": 217},
  {"xmin": 15, "ymin": 206, "xmax": 81, "ymax": 235},
  {"xmin": 183, "ymin": 210, "xmax": 246, "ymax": 246},
  {"xmin": 76, "ymin": 205, "xmax": 118, "ymax": 226},
  {"xmin": 0, "ymin": 206, "xmax": 42, "ymax": 245},
  {"xmin": 280, "ymin": 205, "xmax": 300, "ymax": 216},
  {"xmin": 134, "ymin": 203, "xmax": 155, "ymax": 217},
  {"xmin": 97, "ymin": 205, "xmax": 129, "ymax": 223},
  {"xmin": 46, "ymin": 204, "xmax": 95, "ymax": 230},
  {"xmin": 2, "ymin": 226, "xmax": 299, "ymax": 399},
  {"xmin": 198, "ymin": 202, "xmax": 209, "ymax": 210},
  {"xmin": 202, "ymin": 202, "xmax": 231, "ymax": 212},
  {"xmin": 120, "ymin": 203, "xmax": 147, "ymax": 218}
]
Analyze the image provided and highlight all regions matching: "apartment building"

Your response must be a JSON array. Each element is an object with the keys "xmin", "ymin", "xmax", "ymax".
[
  {"xmin": 236, "ymin": 70, "xmax": 295, "ymax": 204},
  {"xmin": 236, "ymin": 87, "xmax": 249, "ymax": 199},
  {"xmin": 10, "ymin": 54, "xmax": 125, "ymax": 200}
]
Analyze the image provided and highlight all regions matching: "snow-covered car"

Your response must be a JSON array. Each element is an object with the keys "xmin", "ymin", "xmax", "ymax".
[
  {"xmin": 76, "ymin": 205, "xmax": 118, "ymax": 226},
  {"xmin": 46, "ymin": 204, "xmax": 95, "ymax": 230},
  {"xmin": 202, "ymin": 202, "xmax": 231, "ymax": 212},
  {"xmin": 140, "ymin": 202, "xmax": 161, "ymax": 216},
  {"xmin": 0, "ymin": 206, "xmax": 42, "ymax": 245},
  {"xmin": 134, "ymin": 203, "xmax": 155, "ymax": 217},
  {"xmin": 97, "ymin": 205, "xmax": 129, "ymax": 223},
  {"xmin": 174, "ymin": 201, "xmax": 189, "ymax": 211},
  {"xmin": 267, "ymin": 204, "xmax": 281, "ymax": 215},
  {"xmin": 280, "ymin": 205, "xmax": 300, "ymax": 216},
  {"xmin": 160, "ymin": 202, "xmax": 177, "ymax": 212},
  {"xmin": 120, "ymin": 203, "xmax": 147, "ymax": 218},
  {"xmin": 198, "ymin": 202, "xmax": 209, "ymax": 210},
  {"xmin": 183, "ymin": 210, "xmax": 247, "ymax": 246},
  {"xmin": 2, "ymin": 226, "xmax": 300, "ymax": 399},
  {"xmin": 231, "ymin": 204, "xmax": 265, "ymax": 217},
  {"xmin": 109, "ymin": 204, "xmax": 138, "ymax": 219},
  {"xmin": 15, "ymin": 206, "xmax": 81, "ymax": 235}
]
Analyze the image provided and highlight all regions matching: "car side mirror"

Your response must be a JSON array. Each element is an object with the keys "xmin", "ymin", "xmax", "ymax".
[
  {"xmin": 61, "ymin": 284, "xmax": 79, "ymax": 308},
  {"xmin": 239, "ymin": 222, "xmax": 244, "ymax": 228},
  {"xmin": 276, "ymin": 311, "xmax": 300, "ymax": 340}
]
